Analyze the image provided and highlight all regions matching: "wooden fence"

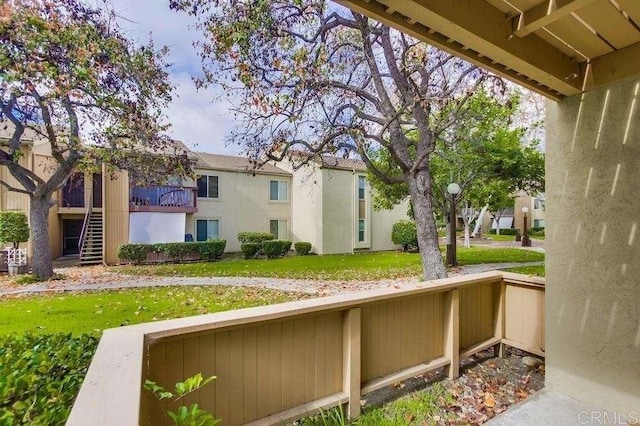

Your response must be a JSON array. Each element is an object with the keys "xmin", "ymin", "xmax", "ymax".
[{"xmin": 68, "ymin": 271, "xmax": 545, "ymax": 425}]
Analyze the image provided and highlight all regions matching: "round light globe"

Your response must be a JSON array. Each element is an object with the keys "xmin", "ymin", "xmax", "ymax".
[
  {"xmin": 447, "ymin": 183, "xmax": 461, "ymax": 195},
  {"xmin": 522, "ymin": 206, "xmax": 530, "ymax": 213}
]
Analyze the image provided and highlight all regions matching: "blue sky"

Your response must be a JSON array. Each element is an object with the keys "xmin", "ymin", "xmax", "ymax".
[{"xmin": 111, "ymin": 0, "xmax": 238, "ymax": 154}]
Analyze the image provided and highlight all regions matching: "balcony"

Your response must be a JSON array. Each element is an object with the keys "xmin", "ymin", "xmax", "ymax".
[
  {"xmin": 68, "ymin": 271, "xmax": 544, "ymax": 425},
  {"xmin": 129, "ymin": 185, "xmax": 198, "ymax": 213}
]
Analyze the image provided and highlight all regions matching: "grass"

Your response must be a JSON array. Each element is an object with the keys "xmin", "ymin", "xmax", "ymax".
[
  {"xmin": 504, "ymin": 264, "xmax": 545, "ymax": 276},
  {"xmin": 298, "ymin": 383, "xmax": 455, "ymax": 425},
  {"xmin": 114, "ymin": 247, "xmax": 544, "ymax": 281},
  {"xmin": 0, "ymin": 285, "xmax": 305, "ymax": 335}
]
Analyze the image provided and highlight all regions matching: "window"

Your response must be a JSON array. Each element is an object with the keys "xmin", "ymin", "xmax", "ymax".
[
  {"xmin": 358, "ymin": 219, "xmax": 365, "ymax": 242},
  {"xmin": 196, "ymin": 219, "xmax": 219, "ymax": 241},
  {"xmin": 270, "ymin": 219, "xmax": 288, "ymax": 240},
  {"xmin": 533, "ymin": 198, "xmax": 544, "ymax": 209},
  {"xmin": 533, "ymin": 219, "xmax": 545, "ymax": 228},
  {"xmin": 197, "ymin": 175, "xmax": 219, "ymax": 198},
  {"xmin": 358, "ymin": 176, "xmax": 366, "ymax": 200},
  {"xmin": 269, "ymin": 180, "xmax": 288, "ymax": 201}
]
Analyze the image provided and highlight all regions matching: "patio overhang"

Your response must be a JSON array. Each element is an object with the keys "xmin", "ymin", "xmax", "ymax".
[{"xmin": 337, "ymin": 0, "xmax": 640, "ymax": 99}]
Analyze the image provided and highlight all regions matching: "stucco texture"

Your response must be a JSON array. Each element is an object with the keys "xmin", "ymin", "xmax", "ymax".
[{"xmin": 546, "ymin": 78, "xmax": 640, "ymax": 414}]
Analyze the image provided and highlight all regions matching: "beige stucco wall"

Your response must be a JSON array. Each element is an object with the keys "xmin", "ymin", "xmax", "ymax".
[
  {"xmin": 188, "ymin": 169, "xmax": 291, "ymax": 252},
  {"xmin": 103, "ymin": 169, "xmax": 130, "ymax": 265},
  {"xmin": 370, "ymin": 201, "xmax": 408, "ymax": 252},
  {"xmin": 546, "ymin": 78, "xmax": 640, "ymax": 414},
  {"xmin": 288, "ymin": 165, "xmax": 324, "ymax": 253},
  {"xmin": 321, "ymin": 168, "xmax": 359, "ymax": 254}
]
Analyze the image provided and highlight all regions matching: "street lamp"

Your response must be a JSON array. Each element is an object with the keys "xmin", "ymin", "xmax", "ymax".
[
  {"xmin": 521, "ymin": 206, "xmax": 531, "ymax": 247},
  {"xmin": 446, "ymin": 183, "xmax": 461, "ymax": 266}
]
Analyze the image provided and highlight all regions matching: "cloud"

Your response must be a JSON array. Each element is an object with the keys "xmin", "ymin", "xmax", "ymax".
[{"xmin": 109, "ymin": 0, "xmax": 239, "ymax": 154}]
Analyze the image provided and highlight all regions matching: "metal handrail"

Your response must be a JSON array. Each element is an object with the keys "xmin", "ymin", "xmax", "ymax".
[{"xmin": 78, "ymin": 195, "xmax": 93, "ymax": 256}]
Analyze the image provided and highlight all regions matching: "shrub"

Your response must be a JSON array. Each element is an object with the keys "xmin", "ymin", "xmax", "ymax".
[
  {"xmin": 0, "ymin": 211, "xmax": 30, "ymax": 249},
  {"xmin": 241, "ymin": 243, "xmax": 261, "ymax": 259},
  {"xmin": 0, "ymin": 333, "xmax": 98, "ymax": 424},
  {"xmin": 294, "ymin": 242, "xmax": 312, "ymax": 255},
  {"xmin": 489, "ymin": 228, "xmax": 519, "ymax": 236},
  {"xmin": 262, "ymin": 240, "xmax": 292, "ymax": 259},
  {"xmin": 155, "ymin": 242, "xmax": 200, "ymax": 263},
  {"xmin": 117, "ymin": 243, "xmax": 150, "ymax": 264},
  {"xmin": 237, "ymin": 232, "xmax": 275, "ymax": 244},
  {"xmin": 529, "ymin": 229, "xmax": 545, "ymax": 237},
  {"xmin": 197, "ymin": 239, "xmax": 227, "ymax": 261},
  {"xmin": 391, "ymin": 220, "xmax": 418, "ymax": 251}
]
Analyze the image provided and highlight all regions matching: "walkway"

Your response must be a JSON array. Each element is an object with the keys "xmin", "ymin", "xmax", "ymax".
[{"xmin": 0, "ymin": 261, "xmax": 543, "ymax": 297}]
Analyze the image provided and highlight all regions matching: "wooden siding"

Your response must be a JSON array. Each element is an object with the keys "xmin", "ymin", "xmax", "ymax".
[
  {"xmin": 68, "ymin": 272, "xmax": 545, "ymax": 426},
  {"xmin": 103, "ymin": 168, "xmax": 129, "ymax": 265}
]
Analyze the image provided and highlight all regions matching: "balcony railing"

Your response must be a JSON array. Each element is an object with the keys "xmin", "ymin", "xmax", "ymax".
[
  {"xmin": 68, "ymin": 271, "xmax": 545, "ymax": 426},
  {"xmin": 129, "ymin": 185, "xmax": 198, "ymax": 213}
]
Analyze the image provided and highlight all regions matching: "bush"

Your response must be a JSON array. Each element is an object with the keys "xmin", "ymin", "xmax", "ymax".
[
  {"xmin": 0, "ymin": 333, "xmax": 98, "ymax": 424},
  {"xmin": 262, "ymin": 240, "xmax": 292, "ymax": 259},
  {"xmin": 155, "ymin": 242, "xmax": 200, "ymax": 263},
  {"xmin": 241, "ymin": 243, "xmax": 261, "ymax": 259},
  {"xmin": 0, "ymin": 211, "xmax": 30, "ymax": 249},
  {"xmin": 391, "ymin": 220, "xmax": 418, "ymax": 251},
  {"xmin": 529, "ymin": 229, "xmax": 545, "ymax": 237},
  {"xmin": 294, "ymin": 242, "xmax": 312, "ymax": 255},
  {"xmin": 197, "ymin": 239, "xmax": 226, "ymax": 261},
  {"xmin": 117, "ymin": 243, "xmax": 150, "ymax": 264},
  {"xmin": 489, "ymin": 228, "xmax": 519, "ymax": 236},
  {"xmin": 237, "ymin": 232, "xmax": 275, "ymax": 244}
]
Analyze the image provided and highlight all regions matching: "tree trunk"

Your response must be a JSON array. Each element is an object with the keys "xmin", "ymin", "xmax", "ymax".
[
  {"xmin": 30, "ymin": 194, "xmax": 54, "ymax": 279},
  {"xmin": 471, "ymin": 204, "xmax": 489, "ymax": 237},
  {"xmin": 406, "ymin": 169, "xmax": 447, "ymax": 280}
]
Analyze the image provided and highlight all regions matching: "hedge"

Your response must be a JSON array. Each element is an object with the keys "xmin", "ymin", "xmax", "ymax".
[
  {"xmin": 237, "ymin": 232, "xmax": 275, "ymax": 244},
  {"xmin": 0, "ymin": 333, "xmax": 98, "ymax": 425},
  {"xmin": 241, "ymin": 242, "xmax": 261, "ymax": 259},
  {"xmin": 118, "ymin": 240, "xmax": 226, "ymax": 264},
  {"xmin": 262, "ymin": 240, "xmax": 292, "ymax": 259},
  {"xmin": 489, "ymin": 228, "xmax": 520, "ymax": 236},
  {"xmin": 294, "ymin": 242, "xmax": 312, "ymax": 255}
]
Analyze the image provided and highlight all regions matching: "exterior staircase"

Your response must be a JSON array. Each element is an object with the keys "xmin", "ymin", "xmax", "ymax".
[{"xmin": 79, "ymin": 212, "xmax": 103, "ymax": 266}]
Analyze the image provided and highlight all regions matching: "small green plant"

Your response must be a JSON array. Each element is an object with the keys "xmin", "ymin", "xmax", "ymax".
[
  {"xmin": 294, "ymin": 241, "xmax": 312, "ymax": 255},
  {"xmin": 262, "ymin": 240, "xmax": 292, "ymax": 259},
  {"xmin": 489, "ymin": 228, "xmax": 519, "ymax": 236},
  {"xmin": 299, "ymin": 406, "xmax": 347, "ymax": 425},
  {"xmin": 0, "ymin": 211, "xmax": 30, "ymax": 248},
  {"xmin": 241, "ymin": 242, "xmax": 260, "ymax": 259},
  {"xmin": 144, "ymin": 373, "xmax": 220, "ymax": 426},
  {"xmin": 391, "ymin": 220, "xmax": 418, "ymax": 252},
  {"xmin": 237, "ymin": 232, "xmax": 275, "ymax": 244}
]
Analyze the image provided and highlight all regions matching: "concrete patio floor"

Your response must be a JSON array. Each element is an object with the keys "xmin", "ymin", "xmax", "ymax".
[{"xmin": 487, "ymin": 389, "xmax": 630, "ymax": 425}]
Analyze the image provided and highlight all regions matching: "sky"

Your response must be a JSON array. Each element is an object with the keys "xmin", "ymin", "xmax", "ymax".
[{"xmin": 110, "ymin": 0, "xmax": 238, "ymax": 155}]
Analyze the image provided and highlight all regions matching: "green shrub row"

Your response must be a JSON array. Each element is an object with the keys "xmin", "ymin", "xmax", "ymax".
[
  {"xmin": 0, "ymin": 333, "xmax": 98, "ymax": 425},
  {"xmin": 117, "ymin": 240, "xmax": 226, "ymax": 264},
  {"xmin": 391, "ymin": 220, "xmax": 418, "ymax": 251},
  {"xmin": 529, "ymin": 229, "xmax": 545, "ymax": 237},
  {"xmin": 241, "ymin": 242, "xmax": 261, "ymax": 259},
  {"xmin": 237, "ymin": 232, "xmax": 275, "ymax": 244},
  {"xmin": 294, "ymin": 242, "xmax": 312, "ymax": 255},
  {"xmin": 262, "ymin": 240, "xmax": 292, "ymax": 259},
  {"xmin": 488, "ymin": 228, "xmax": 520, "ymax": 236}
]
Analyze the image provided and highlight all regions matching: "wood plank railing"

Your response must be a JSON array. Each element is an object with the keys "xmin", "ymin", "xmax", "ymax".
[{"xmin": 67, "ymin": 271, "xmax": 545, "ymax": 426}]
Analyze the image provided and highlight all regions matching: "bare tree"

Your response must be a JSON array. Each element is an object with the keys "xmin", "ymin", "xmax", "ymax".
[{"xmin": 172, "ymin": 0, "xmax": 502, "ymax": 279}]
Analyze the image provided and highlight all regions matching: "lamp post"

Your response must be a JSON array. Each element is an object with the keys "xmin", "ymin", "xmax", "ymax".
[
  {"xmin": 521, "ymin": 206, "xmax": 531, "ymax": 247},
  {"xmin": 446, "ymin": 183, "xmax": 460, "ymax": 266}
]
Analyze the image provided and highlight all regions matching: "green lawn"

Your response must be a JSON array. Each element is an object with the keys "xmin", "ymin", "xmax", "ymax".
[
  {"xmin": 0, "ymin": 286, "xmax": 304, "ymax": 335},
  {"xmin": 503, "ymin": 264, "xmax": 545, "ymax": 276},
  {"xmin": 114, "ymin": 247, "xmax": 544, "ymax": 281}
]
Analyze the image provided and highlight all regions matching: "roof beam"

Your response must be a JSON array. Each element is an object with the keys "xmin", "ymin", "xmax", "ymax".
[
  {"xmin": 338, "ymin": 0, "xmax": 583, "ymax": 98},
  {"xmin": 582, "ymin": 40, "xmax": 640, "ymax": 92},
  {"xmin": 514, "ymin": 0, "xmax": 597, "ymax": 37}
]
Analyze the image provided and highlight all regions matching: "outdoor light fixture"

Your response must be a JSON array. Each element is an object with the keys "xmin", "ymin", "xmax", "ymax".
[
  {"xmin": 446, "ymin": 183, "xmax": 460, "ymax": 266},
  {"xmin": 521, "ymin": 206, "xmax": 531, "ymax": 247}
]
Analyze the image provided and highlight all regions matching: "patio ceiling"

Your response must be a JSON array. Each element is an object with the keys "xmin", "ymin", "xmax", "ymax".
[{"xmin": 337, "ymin": 0, "xmax": 640, "ymax": 100}]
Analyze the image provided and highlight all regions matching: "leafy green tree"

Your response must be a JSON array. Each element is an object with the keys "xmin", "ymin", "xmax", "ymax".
[
  {"xmin": 171, "ymin": 0, "xmax": 507, "ymax": 279},
  {"xmin": 0, "ymin": 211, "xmax": 29, "ymax": 249},
  {"xmin": 0, "ymin": 0, "xmax": 191, "ymax": 278}
]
